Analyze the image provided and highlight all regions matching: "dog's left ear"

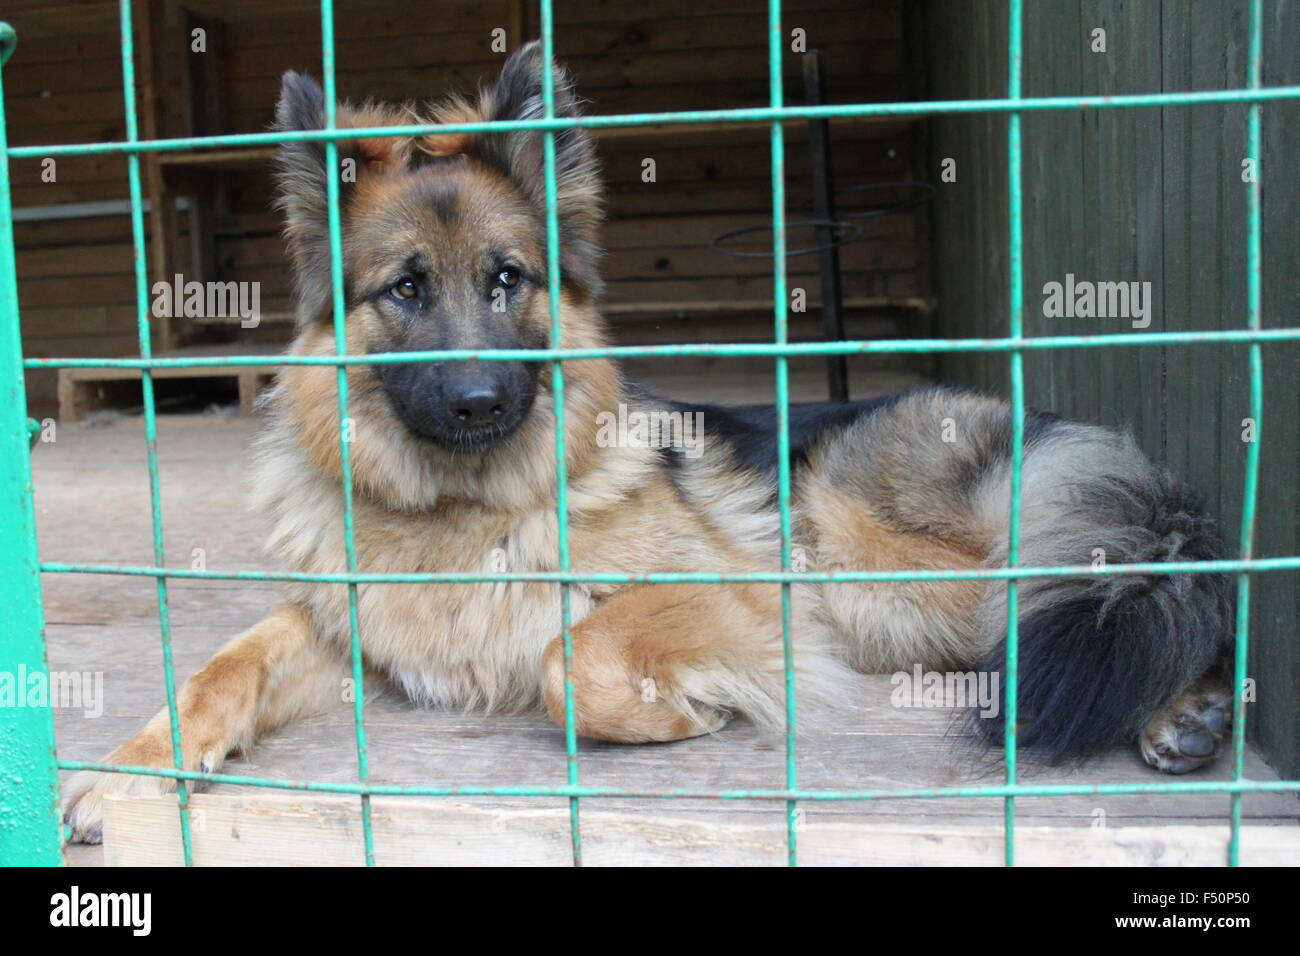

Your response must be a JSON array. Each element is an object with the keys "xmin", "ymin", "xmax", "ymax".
[{"xmin": 425, "ymin": 42, "xmax": 603, "ymax": 293}]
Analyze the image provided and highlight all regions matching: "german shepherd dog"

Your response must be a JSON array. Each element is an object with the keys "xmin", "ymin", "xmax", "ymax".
[{"xmin": 65, "ymin": 43, "xmax": 1235, "ymax": 843}]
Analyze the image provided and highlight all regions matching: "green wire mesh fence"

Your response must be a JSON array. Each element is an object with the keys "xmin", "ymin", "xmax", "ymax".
[{"xmin": 2, "ymin": 0, "xmax": 1299, "ymax": 867}]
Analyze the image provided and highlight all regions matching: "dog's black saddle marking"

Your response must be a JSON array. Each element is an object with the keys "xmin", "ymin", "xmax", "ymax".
[{"xmin": 661, "ymin": 390, "xmax": 907, "ymax": 474}]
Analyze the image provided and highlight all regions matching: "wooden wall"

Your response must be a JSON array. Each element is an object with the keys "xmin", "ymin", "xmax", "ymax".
[
  {"xmin": 925, "ymin": 0, "xmax": 1300, "ymax": 777},
  {"xmin": 5, "ymin": 4, "xmax": 132, "ymax": 415},
  {"xmin": 3, "ymin": 0, "xmax": 930, "ymax": 414}
]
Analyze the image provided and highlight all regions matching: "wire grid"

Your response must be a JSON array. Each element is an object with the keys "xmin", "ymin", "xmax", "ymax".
[{"xmin": 0, "ymin": 0, "xmax": 1298, "ymax": 867}]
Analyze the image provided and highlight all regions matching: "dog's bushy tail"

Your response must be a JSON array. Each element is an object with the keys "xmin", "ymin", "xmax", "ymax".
[{"xmin": 972, "ymin": 422, "xmax": 1234, "ymax": 762}]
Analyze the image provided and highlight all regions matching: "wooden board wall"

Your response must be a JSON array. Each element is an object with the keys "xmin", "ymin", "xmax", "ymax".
[
  {"xmin": 924, "ymin": 0, "xmax": 1299, "ymax": 778},
  {"xmin": 2, "ymin": 0, "xmax": 928, "ymax": 414}
]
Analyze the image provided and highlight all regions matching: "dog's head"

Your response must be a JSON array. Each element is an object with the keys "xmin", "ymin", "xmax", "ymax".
[{"xmin": 273, "ymin": 42, "xmax": 603, "ymax": 455}]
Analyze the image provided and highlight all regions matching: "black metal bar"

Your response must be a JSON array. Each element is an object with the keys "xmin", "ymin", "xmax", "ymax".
[{"xmin": 802, "ymin": 50, "xmax": 847, "ymax": 402}]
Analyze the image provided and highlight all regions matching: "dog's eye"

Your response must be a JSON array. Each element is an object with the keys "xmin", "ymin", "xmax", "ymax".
[
  {"xmin": 390, "ymin": 278, "xmax": 419, "ymax": 301},
  {"xmin": 496, "ymin": 267, "xmax": 521, "ymax": 290}
]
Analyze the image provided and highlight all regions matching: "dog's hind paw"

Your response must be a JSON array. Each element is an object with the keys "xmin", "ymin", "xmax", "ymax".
[{"xmin": 1139, "ymin": 680, "xmax": 1232, "ymax": 774}]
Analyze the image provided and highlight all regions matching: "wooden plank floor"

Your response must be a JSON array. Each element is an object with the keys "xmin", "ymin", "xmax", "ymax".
[{"xmin": 32, "ymin": 397, "xmax": 1298, "ymax": 866}]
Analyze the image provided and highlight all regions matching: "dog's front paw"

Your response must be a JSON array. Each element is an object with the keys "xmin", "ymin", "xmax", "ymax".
[
  {"xmin": 61, "ymin": 719, "xmax": 216, "ymax": 844},
  {"xmin": 62, "ymin": 766, "xmax": 178, "ymax": 845},
  {"xmin": 1139, "ymin": 681, "xmax": 1232, "ymax": 774}
]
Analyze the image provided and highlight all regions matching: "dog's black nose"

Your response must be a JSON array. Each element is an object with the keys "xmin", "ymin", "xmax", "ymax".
[{"xmin": 447, "ymin": 384, "xmax": 511, "ymax": 428}]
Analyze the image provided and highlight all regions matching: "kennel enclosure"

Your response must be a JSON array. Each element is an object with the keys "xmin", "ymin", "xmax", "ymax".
[{"xmin": 1, "ymin": 0, "xmax": 1299, "ymax": 866}]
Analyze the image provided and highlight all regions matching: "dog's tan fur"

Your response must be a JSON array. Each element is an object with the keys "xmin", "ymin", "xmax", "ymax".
[{"xmin": 63, "ymin": 44, "xmax": 1234, "ymax": 843}]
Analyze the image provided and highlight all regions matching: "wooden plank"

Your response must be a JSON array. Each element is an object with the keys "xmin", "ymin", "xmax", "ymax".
[
  {"xmin": 19, "ymin": 274, "xmax": 141, "ymax": 308},
  {"xmin": 602, "ymin": 296, "xmax": 932, "ymax": 316},
  {"xmin": 1207, "ymin": 4, "xmax": 1247, "ymax": 549},
  {"xmin": 1160, "ymin": 0, "xmax": 1194, "ymax": 487},
  {"xmin": 601, "ymin": 274, "xmax": 917, "ymax": 304},
  {"xmin": 22, "ymin": 305, "xmax": 155, "ymax": 340},
  {"xmin": 139, "ymin": 120, "xmax": 913, "ymax": 181},
  {"xmin": 194, "ymin": 0, "xmax": 889, "ymax": 39},
  {"xmin": 222, "ymin": 15, "xmax": 901, "ymax": 80},
  {"xmin": 219, "ymin": 212, "xmax": 915, "ymax": 264},
  {"xmin": 156, "ymin": 147, "xmax": 277, "ymax": 169},
  {"xmin": 0, "ymin": 54, "xmax": 123, "ymax": 98},
  {"xmin": 56, "ymin": 360, "xmax": 281, "ymax": 422},
  {"xmin": 101, "ymin": 793, "xmax": 1300, "ymax": 866},
  {"xmin": 1020, "ymin": 0, "xmax": 1082, "ymax": 412},
  {"xmin": 8, "ymin": 153, "xmax": 129, "ymax": 191},
  {"xmin": 0, "ymin": 1, "xmax": 121, "ymax": 41},
  {"xmin": 0, "ymin": 29, "xmax": 119, "ymax": 67},
  {"xmin": 219, "ymin": 77, "xmax": 908, "ymax": 130},
  {"xmin": 16, "ymin": 243, "xmax": 135, "ymax": 278},
  {"xmin": 136, "ymin": 0, "xmax": 176, "ymax": 352},
  {"xmin": 13, "ymin": 215, "xmax": 136, "ymax": 248},
  {"xmin": 212, "ymin": 266, "xmax": 921, "ymax": 306},
  {"xmin": 222, "ymin": 39, "xmax": 903, "ymax": 92},
  {"xmin": 60, "ymin": 361, "xmax": 280, "ymax": 384}
]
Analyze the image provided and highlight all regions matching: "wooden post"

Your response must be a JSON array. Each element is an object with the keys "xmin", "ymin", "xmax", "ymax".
[{"xmin": 135, "ymin": 0, "xmax": 175, "ymax": 352}]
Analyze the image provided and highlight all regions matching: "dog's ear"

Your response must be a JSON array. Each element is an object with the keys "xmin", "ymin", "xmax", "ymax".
[
  {"xmin": 273, "ymin": 72, "xmax": 414, "ymax": 323},
  {"xmin": 422, "ymin": 42, "xmax": 603, "ymax": 293}
]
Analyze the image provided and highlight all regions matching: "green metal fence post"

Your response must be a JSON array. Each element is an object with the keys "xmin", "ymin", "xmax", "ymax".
[
  {"xmin": 537, "ymin": 0, "xmax": 584, "ymax": 867},
  {"xmin": 0, "ymin": 21, "xmax": 64, "ymax": 866},
  {"xmin": 318, "ymin": 0, "xmax": 376, "ymax": 867},
  {"xmin": 1002, "ymin": 0, "xmax": 1025, "ymax": 870},
  {"xmin": 767, "ymin": 0, "xmax": 800, "ymax": 868},
  {"xmin": 1228, "ymin": 0, "xmax": 1266, "ymax": 868},
  {"xmin": 116, "ymin": 0, "xmax": 194, "ymax": 866}
]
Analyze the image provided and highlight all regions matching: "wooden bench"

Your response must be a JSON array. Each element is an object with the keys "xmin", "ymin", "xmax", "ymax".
[{"xmin": 57, "ymin": 346, "xmax": 282, "ymax": 423}]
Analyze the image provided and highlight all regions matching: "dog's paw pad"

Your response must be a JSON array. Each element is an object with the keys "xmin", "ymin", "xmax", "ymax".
[{"xmin": 1140, "ymin": 691, "xmax": 1232, "ymax": 774}]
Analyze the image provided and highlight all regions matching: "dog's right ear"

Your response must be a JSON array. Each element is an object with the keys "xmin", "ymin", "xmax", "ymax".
[
  {"xmin": 275, "ymin": 70, "xmax": 328, "ymax": 147},
  {"xmin": 273, "ymin": 71, "xmax": 413, "ymax": 323}
]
